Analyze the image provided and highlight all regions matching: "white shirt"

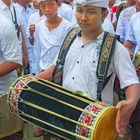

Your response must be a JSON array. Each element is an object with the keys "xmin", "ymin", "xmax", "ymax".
[
  {"xmin": 34, "ymin": 18, "xmax": 73, "ymax": 71},
  {"xmin": 63, "ymin": 32, "xmax": 139, "ymax": 105},
  {"xmin": 102, "ymin": 18, "xmax": 115, "ymax": 34},
  {"xmin": 125, "ymin": 12, "xmax": 140, "ymax": 57},
  {"xmin": 0, "ymin": 0, "xmax": 16, "ymax": 23},
  {"xmin": 116, "ymin": 6, "xmax": 136, "ymax": 42},
  {"xmin": 14, "ymin": 3, "xmax": 35, "ymax": 48},
  {"xmin": 0, "ymin": 1, "xmax": 22, "ymax": 52},
  {"xmin": 26, "ymin": 11, "xmax": 46, "ymax": 73},
  {"xmin": 58, "ymin": 3, "xmax": 77, "ymax": 27},
  {"xmin": 14, "ymin": 3, "xmax": 37, "ymax": 73},
  {"xmin": 0, "ymin": 13, "xmax": 22, "ymax": 97}
]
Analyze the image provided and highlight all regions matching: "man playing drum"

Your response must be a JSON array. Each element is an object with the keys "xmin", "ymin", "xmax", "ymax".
[{"xmin": 37, "ymin": 0, "xmax": 140, "ymax": 139}]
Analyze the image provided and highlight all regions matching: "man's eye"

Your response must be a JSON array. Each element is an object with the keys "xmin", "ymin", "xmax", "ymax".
[
  {"xmin": 87, "ymin": 10, "xmax": 96, "ymax": 14},
  {"xmin": 76, "ymin": 9, "xmax": 83, "ymax": 14}
]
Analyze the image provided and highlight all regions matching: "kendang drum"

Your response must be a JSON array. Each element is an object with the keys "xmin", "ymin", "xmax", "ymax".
[{"xmin": 8, "ymin": 75, "xmax": 117, "ymax": 140}]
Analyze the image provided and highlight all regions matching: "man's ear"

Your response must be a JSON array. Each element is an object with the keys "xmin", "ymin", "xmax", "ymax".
[{"xmin": 102, "ymin": 9, "xmax": 108, "ymax": 22}]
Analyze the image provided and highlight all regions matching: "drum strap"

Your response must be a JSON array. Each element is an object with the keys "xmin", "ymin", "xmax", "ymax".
[
  {"xmin": 51, "ymin": 27, "xmax": 81, "ymax": 84},
  {"xmin": 12, "ymin": 6, "xmax": 20, "ymax": 39},
  {"xmin": 96, "ymin": 32, "xmax": 118, "ymax": 101},
  {"xmin": 52, "ymin": 29, "xmax": 118, "ymax": 101}
]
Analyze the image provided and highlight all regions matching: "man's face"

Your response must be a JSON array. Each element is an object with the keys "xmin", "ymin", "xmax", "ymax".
[
  {"xmin": 76, "ymin": 5, "xmax": 106, "ymax": 33},
  {"xmin": 44, "ymin": 0, "xmax": 60, "ymax": 19},
  {"xmin": 136, "ymin": 0, "xmax": 140, "ymax": 11},
  {"xmin": 33, "ymin": 0, "xmax": 39, "ymax": 9},
  {"xmin": 108, "ymin": 0, "xmax": 116, "ymax": 8},
  {"xmin": 39, "ymin": 1, "xmax": 46, "ymax": 15},
  {"xmin": 127, "ymin": 0, "xmax": 135, "ymax": 6}
]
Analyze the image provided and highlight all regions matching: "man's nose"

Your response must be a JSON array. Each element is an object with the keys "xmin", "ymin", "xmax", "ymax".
[{"xmin": 81, "ymin": 12, "xmax": 88, "ymax": 20}]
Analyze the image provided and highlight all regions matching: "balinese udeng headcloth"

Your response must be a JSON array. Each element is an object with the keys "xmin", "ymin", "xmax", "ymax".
[{"xmin": 74, "ymin": 0, "xmax": 108, "ymax": 8}]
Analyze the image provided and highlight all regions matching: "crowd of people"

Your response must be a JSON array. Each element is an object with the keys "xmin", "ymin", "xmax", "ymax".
[{"xmin": 0, "ymin": 0, "xmax": 140, "ymax": 140}]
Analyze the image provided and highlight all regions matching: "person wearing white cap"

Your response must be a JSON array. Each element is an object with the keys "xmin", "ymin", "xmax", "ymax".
[{"xmin": 37, "ymin": 0, "xmax": 140, "ymax": 140}]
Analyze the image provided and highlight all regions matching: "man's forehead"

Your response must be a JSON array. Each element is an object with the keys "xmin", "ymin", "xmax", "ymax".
[{"xmin": 74, "ymin": 0, "xmax": 108, "ymax": 8}]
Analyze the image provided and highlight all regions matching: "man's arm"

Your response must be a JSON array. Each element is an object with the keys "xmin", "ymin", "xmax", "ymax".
[
  {"xmin": 123, "ymin": 40, "xmax": 133, "ymax": 59},
  {"xmin": 21, "ymin": 27, "xmax": 29, "ymax": 68},
  {"xmin": 116, "ymin": 84, "xmax": 140, "ymax": 137},
  {"xmin": 0, "ymin": 61, "xmax": 20, "ymax": 76},
  {"xmin": 114, "ymin": 42, "xmax": 140, "ymax": 138},
  {"xmin": 36, "ymin": 65, "xmax": 55, "ymax": 80}
]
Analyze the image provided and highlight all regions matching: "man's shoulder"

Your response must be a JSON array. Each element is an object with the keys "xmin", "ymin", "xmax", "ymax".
[
  {"xmin": 131, "ymin": 12, "xmax": 140, "ymax": 20},
  {"xmin": 121, "ymin": 6, "xmax": 136, "ymax": 15},
  {"xmin": 0, "ymin": 13, "xmax": 13, "ymax": 30}
]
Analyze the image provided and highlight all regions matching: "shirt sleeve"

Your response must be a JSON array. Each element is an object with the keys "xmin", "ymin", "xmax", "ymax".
[
  {"xmin": 0, "ymin": 20, "xmax": 22, "ymax": 65},
  {"xmin": 114, "ymin": 41, "xmax": 139, "ymax": 89}
]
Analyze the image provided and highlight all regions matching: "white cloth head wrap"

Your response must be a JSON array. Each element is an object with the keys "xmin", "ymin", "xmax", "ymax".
[{"xmin": 74, "ymin": 0, "xmax": 108, "ymax": 8}]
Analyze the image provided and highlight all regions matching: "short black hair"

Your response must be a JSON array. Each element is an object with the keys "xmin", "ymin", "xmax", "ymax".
[{"xmin": 101, "ymin": 8, "xmax": 107, "ymax": 13}]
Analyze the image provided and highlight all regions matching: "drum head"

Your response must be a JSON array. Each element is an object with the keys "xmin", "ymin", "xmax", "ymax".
[{"xmin": 91, "ymin": 108, "xmax": 117, "ymax": 140}]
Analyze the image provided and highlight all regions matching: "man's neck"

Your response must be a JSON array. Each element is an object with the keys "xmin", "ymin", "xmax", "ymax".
[
  {"xmin": 17, "ymin": 1, "xmax": 26, "ymax": 8},
  {"xmin": 45, "ymin": 16, "xmax": 62, "ymax": 31},
  {"xmin": 46, "ymin": 15, "xmax": 60, "ymax": 24},
  {"xmin": 81, "ymin": 28, "xmax": 103, "ymax": 43}
]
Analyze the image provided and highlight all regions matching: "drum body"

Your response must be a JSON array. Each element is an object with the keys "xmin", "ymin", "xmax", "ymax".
[{"xmin": 8, "ymin": 75, "xmax": 117, "ymax": 140}]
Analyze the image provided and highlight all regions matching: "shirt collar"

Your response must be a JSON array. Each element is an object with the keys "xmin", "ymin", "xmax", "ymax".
[{"xmin": 77, "ymin": 31, "xmax": 104, "ymax": 45}]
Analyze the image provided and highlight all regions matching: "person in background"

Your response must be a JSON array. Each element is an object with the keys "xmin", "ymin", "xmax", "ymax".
[
  {"xmin": 27, "ymin": 0, "xmax": 46, "ymax": 46},
  {"xmin": 14, "ymin": 0, "xmax": 35, "ymax": 74},
  {"xmin": 0, "ymin": 0, "xmax": 28, "ymax": 75},
  {"xmin": 26, "ymin": 0, "xmax": 46, "ymax": 74},
  {"xmin": 33, "ymin": 0, "xmax": 73, "ymax": 73},
  {"xmin": 107, "ymin": 0, "xmax": 117, "ymax": 23},
  {"xmin": 124, "ymin": 12, "xmax": 140, "ymax": 76},
  {"xmin": 58, "ymin": 0, "xmax": 77, "ymax": 26},
  {"xmin": 0, "ymin": 12, "xmax": 23, "ymax": 140},
  {"xmin": 116, "ymin": 0, "xmax": 137, "ymax": 43}
]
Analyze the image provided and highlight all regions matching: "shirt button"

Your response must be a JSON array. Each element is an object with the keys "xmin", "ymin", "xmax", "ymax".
[
  {"xmin": 72, "ymin": 77, "xmax": 75, "ymax": 80},
  {"xmin": 93, "ymin": 60, "xmax": 96, "ymax": 63},
  {"xmin": 77, "ymin": 61, "xmax": 79, "ymax": 64}
]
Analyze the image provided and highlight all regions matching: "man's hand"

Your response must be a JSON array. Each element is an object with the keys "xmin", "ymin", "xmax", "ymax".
[
  {"xmin": 29, "ymin": 24, "xmax": 35, "ymax": 37},
  {"xmin": 116, "ymin": 99, "xmax": 137, "ymax": 138},
  {"xmin": 23, "ymin": 53, "xmax": 28, "ymax": 68},
  {"xmin": 136, "ymin": 64, "xmax": 140, "ymax": 76}
]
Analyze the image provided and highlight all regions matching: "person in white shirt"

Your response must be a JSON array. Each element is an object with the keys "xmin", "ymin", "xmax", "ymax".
[
  {"xmin": 14, "ymin": 0, "xmax": 35, "ymax": 74},
  {"xmin": 124, "ymin": 12, "xmax": 140, "ymax": 80},
  {"xmin": 106, "ymin": 0, "xmax": 117, "ymax": 23},
  {"xmin": 116, "ymin": 0, "xmax": 140, "ymax": 43},
  {"xmin": 37, "ymin": 0, "xmax": 140, "ymax": 140},
  {"xmin": 58, "ymin": 0, "xmax": 77, "ymax": 26},
  {"xmin": 0, "ymin": 0, "xmax": 28, "ymax": 72},
  {"xmin": 0, "ymin": 13, "xmax": 23, "ymax": 140},
  {"xmin": 27, "ymin": 0, "xmax": 46, "ymax": 45},
  {"xmin": 26, "ymin": 0, "xmax": 46, "ymax": 73},
  {"xmin": 34, "ymin": 0, "xmax": 73, "ymax": 73}
]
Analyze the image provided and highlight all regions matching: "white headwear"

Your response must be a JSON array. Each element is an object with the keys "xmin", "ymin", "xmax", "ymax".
[
  {"xmin": 74, "ymin": 0, "xmax": 108, "ymax": 8},
  {"xmin": 38, "ymin": 0, "xmax": 45, "ymax": 3}
]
